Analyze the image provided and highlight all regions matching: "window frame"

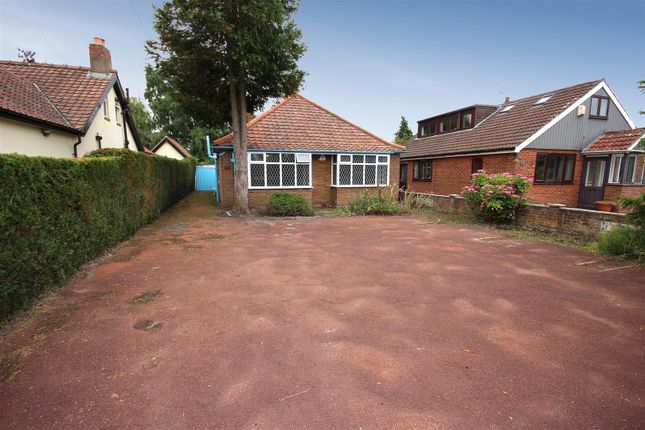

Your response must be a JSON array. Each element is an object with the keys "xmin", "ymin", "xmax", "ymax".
[
  {"xmin": 533, "ymin": 153, "xmax": 576, "ymax": 184},
  {"xmin": 471, "ymin": 157, "xmax": 484, "ymax": 174},
  {"xmin": 623, "ymin": 154, "xmax": 638, "ymax": 184},
  {"xmin": 114, "ymin": 99, "xmax": 122, "ymax": 126},
  {"xmin": 412, "ymin": 159, "xmax": 433, "ymax": 181},
  {"xmin": 248, "ymin": 151, "xmax": 312, "ymax": 189},
  {"xmin": 589, "ymin": 95, "xmax": 610, "ymax": 119},
  {"xmin": 462, "ymin": 113, "xmax": 473, "ymax": 129},
  {"xmin": 608, "ymin": 154, "xmax": 624, "ymax": 184},
  {"xmin": 331, "ymin": 154, "xmax": 390, "ymax": 187},
  {"xmin": 103, "ymin": 99, "xmax": 110, "ymax": 120},
  {"xmin": 449, "ymin": 115, "xmax": 458, "ymax": 131}
]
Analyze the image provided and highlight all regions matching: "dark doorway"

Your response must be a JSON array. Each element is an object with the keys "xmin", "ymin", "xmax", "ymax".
[
  {"xmin": 579, "ymin": 157, "xmax": 608, "ymax": 209},
  {"xmin": 400, "ymin": 163, "xmax": 408, "ymax": 190}
]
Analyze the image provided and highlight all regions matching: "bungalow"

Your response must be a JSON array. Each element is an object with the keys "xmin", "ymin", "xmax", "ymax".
[
  {"xmin": 0, "ymin": 38, "xmax": 144, "ymax": 157},
  {"xmin": 152, "ymin": 135, "xmax": 191, "ymax": 160},
  {"xmin": 402, "ymin": 79, "xmax": 644, "ymax": 209},
  {"xmin": 213, "ymin": 94, "xmax": 405, "ymax": 208}
]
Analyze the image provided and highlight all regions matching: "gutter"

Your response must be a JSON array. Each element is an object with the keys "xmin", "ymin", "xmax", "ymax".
[
  {"xmin": 73, "ymin": 134, "xmax": 82, "ymax": 158},
  {"xmin": 213, "ymin": 146, "xmax": 405, "ymax": 155}
]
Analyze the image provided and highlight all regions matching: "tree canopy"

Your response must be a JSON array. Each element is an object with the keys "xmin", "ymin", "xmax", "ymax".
[
  {"xmin": 147, "ymin": 0, "xmax": 306, "ymax": 212},
  {"xmin": 394, "ymin": 116, "xmax": 413, "ymax": 145}
]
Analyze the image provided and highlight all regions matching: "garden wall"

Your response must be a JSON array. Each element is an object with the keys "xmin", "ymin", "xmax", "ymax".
[
  {"xmin": 406, "ymin": 192, "xmax": 627, "ymax": 237},
  {"xmin": 0, "ymin": 150, "xmax": 196, "ymax": 322}
]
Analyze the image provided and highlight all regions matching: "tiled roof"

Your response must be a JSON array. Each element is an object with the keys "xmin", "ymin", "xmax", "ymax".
[
  {"xmin": 403, "ymin": 79, "xmax": 604, "ymax": 159},
  {"xmin": 584, "ymin": 128, "xmax": 645, "ymax": 153},
  {"xmin": 0, "ymin": 60, "xmax": 114, "ymax": 131},
  {"xmin": 0, "ymin": 69, "xmax": 72, "ymax": 129},
  {"xmin": 152, "ymin": 135, "xmax": 192, "ymax": 158},
  {"xmin": 214, "ymin": 94, "xmax": 405, "ymax": 153}
]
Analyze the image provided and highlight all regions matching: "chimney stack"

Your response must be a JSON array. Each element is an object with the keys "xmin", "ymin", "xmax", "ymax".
[
  {"xmin": 89, "ymin": 37, "xmax": 112, "ymax": 74},
  {"xmin": 504, "ymin": 96, "xmax": 510, "ymax": 104}
]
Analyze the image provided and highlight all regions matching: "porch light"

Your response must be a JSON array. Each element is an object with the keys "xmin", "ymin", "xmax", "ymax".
[{"xmin": 319, "ymin": 154, "xmax": 326, "ymax": 161}]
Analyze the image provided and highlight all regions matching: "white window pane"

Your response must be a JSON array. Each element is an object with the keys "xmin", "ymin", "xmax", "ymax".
[
  {"xmin": 282, "ymin": 153, "xmax": 295, "ymax": 162},
  {"xmin": 365, "ymin": 165, "xmax": 376, "ymax": 185},
  {"xmin": 296, "ymin": 153, "xmax": 310, "ymax": 163},
  {"xmin": 377, "ymin": 165, "xmax": 388, "ymax": 185},
  {"xmin": 599, "ymin": 98, "xmax": 609, "ymax": 117},
  {"xmin": 282, "ymin": 164, "xmax": 295, "ymax": 186},
  {"xmin": 590, "ymin": 97, "xmax": 599, "ymax": 115},
  {"xmin": 267, "ymin": 163, "xmax": 280, "ymax": 186},
  {"xmin": 365, "ymin": 155, "xmax": 376, "ymax": 163},
  {"xmin": 250, "ymin": 164, "xmax": 265, "ymax": 187},
  {"xmin": 267, "ymin": 153, "xmax": 279, "ymax": 162},
  {"xmin": 378, "ymin": 156, "xmax": 388, "ymax": 163},
  {"xmin": 339, "ymin": 165, "xmax": 351, "ymax": 185},
  {"xmin": 625, "ymin": 156, "xmax": 636, "ymax": 183},
  {"xmin": 352, "ymin": 164, "xmax": 364, "ymax": 185},
  {"xmin": 250, "ymin": 153, "xmax": 264, "ymax": 161},
  {"xmin": 297, "ymin": 164, "xmax": 310, "ymax": 186},
  {"xmin": 340, "ymin": 155, "xmax": 351, "ymax": 163},
  {"xmin": 353, "ymin": 155, "xmax": 364, "ymax": 163}
]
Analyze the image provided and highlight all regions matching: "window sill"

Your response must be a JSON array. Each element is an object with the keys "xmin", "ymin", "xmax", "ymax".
[
  {"xmin": 104, "ymin": 117, "xmax": 111, "ymax": 122},
  {"xmin": 589, "ymin": 116, "xmax": 608, "ymax": 120},
  {"xmin": 249, "ymin": 186, "xmax": 313, "ymax": 190},
  {"xmin": 412, "ymin": 179, "xmax": 432, "ymax": 182},
  {"xmin": 533, "ymin": 181, "xmax": 575, "ymax": 185},
  {"xmin": 331, "ymin": 185, "xmax": 390, "ymax": 188},
  {"xmin": 606, "ymin": 183, "xmax": 645, "ymax": 187}
]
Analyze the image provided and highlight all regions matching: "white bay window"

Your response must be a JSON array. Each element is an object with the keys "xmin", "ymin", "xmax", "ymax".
[
  {"xmin": 331, "ymin": 154, "xmax": 389, "ymax": 187},
  {"xmin": 248, "ymin": 152, "xmax": 311, "ymax": 188}
]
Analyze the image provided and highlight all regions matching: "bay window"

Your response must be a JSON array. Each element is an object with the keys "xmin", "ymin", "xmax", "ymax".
[
  {"xmin": 331, "ymin": 154, "xmax": 389, "ymax": 187},
  {"xmin": 248, "ymin": 152, "xmax": 311, "ymax": 188}
]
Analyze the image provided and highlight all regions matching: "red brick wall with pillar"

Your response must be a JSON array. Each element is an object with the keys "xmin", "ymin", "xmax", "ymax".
[
  {"xmin": 516, "ymin": 149, "xmax": 584, "ymax": 207},
  {"xmin": 403, "ymin": 153, "xmax": 516, "ymax": 195},
  {"xmin": 217, "ymin": 150, "xmax": 235, "ymax": 207}
]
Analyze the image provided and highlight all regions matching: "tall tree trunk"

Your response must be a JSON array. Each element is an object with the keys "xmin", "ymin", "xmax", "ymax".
[{"xmin": 230, "ymin": 80, "xmax": 249, "ymax": 214}]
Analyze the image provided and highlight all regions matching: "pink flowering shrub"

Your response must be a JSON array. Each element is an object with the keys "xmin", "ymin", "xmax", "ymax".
[{"xmin": 462, "ymin": 171, "xmax": 532, "ymax": 222}]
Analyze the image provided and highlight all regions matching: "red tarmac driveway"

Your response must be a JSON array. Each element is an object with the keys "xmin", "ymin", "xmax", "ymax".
[{"xmin": 1, "ymin": 193, "xmax": 644, "ymax": 429}]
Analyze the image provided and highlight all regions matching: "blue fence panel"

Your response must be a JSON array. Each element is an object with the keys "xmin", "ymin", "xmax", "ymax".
[{"xmin": 195, "ymin": 165, "xmax": 217, "ymax": 191}]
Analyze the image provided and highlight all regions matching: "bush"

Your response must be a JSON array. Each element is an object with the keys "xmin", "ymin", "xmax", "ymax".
[
  {"xmin": 0, "ymin": 150, "xmax": 196, "ymax": 322},
  {"xmin": 267, "ymin": 192, "xmax": 313, "ymax": 216},
  {"xmin": 462, "ymin": 171, "xmax": 531, "ymax": 223},
  {"xmin": 599, "ymin": 192, "xmax": 645, "ymax": 260},
  {"xmin": 347, "ymin": 189, "xmax": 402, "ymax": 215}
]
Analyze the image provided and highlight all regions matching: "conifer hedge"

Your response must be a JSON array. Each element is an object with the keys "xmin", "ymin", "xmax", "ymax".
[{"xmin": 0, "ymin": 149, "xmax": 196, "ymax": 322}]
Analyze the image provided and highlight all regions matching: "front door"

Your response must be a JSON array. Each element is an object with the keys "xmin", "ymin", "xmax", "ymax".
[
  {"xmin": 578, "ymin": 157, "xmax": 608, "ymax": 209},
  {"xmin": 400, "ymin": 163, "xmax": 408, "ymax": 189}
]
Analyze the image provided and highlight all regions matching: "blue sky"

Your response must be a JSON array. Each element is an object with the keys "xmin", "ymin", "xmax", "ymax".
[{"xmin": 1, "ymin": 0, "xmax": 643, "ymax": 139}]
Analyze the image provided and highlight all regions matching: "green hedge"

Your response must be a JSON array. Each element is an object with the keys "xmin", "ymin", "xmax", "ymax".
[
  {"xmin": 0, "ymin": 149, "xmax": 196, "ymax": 322},
  {"xmin": 267, "ymin": 192, "xmax": 313, "ymax": 216}
]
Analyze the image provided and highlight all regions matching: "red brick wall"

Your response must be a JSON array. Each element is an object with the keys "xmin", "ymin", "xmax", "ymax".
[
  {"xmin": 403, "ymin": 153, "xmax": 516, "ymax": 195},
  {"xmin": 516, "ymin": 149, "xmax": 584, "ymax": 207},
  {"xmin": 218, "ymin": 151, "xmax": 235, "ymax": 208}
]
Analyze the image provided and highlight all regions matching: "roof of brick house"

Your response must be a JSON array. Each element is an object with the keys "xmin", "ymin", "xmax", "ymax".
[
  {"xmin": 213, "ymin": 93, "xmax": 405, "ymax": 154},
  {"xmin": 583, "ymin": 128, "xmax": 645, "ymax": 153}
]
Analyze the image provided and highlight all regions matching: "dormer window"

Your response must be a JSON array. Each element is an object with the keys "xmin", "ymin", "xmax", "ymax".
[
  {"xmin": 462, "ymin": 113, "xmax": 472, "ymax": 128},
  {"xmin": 429, "ymin": 122, "xmax": 436, "ymax": 134},
  {"xmin": 500, "ymin": 105, "xmax": 514, "ymax": 113},
  {"xmin": 534, "ymin": 95, "xmax": 552, "ymax": 105},
  {"xmin": 439, "ymin": 121, "xmax": 447, "ymax": 133},
  {"xmin": 589, "ymin": 95, "xmax": 609, "ymax": 119},
  {"xmin": 449, "ymin": 116, "xmax": 458, "ymax": 131}
]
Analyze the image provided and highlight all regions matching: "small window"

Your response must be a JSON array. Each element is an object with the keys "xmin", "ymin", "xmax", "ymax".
[
  {"xmin": 589, "ymin": 95, "xmax": 609, "ymax": 119},
  {"xmin": 534, "ymin": 95, "xmax": 552, "ymax": 105},
  {"xmin": 500, "ymin": 104, "xmax": 514, "ymax": 113},
  {"xmin": 534, "ymin": 153, "xmax": 576, "ymax": 183},
  {"xmin": 624, "ymin": 155, "xmax": 637, "ymax": 184},
  {"xmin": 419, "ymin": 125, "xmax": 426, "ymax": 137},
  {"xmin": 609, "ymin": 155, "xmax": 624, "ymax": 184},
  {"xmin": 115, "ymin": 102, "xmax": 121, "ymax": 125},
  {"xmin": 429, "ymin": 122, "xmax": 436, "ymax": 134},
  {"xmin": 462, "ymin": 113, "xmax": 472, "ymax": 129},
  {"xmin": 103, "ymin": 99, "xmax": 109, "ymax": 119},
  {"xmin": 471, "ymin": 157, "xmax": 483, "ymax": 173},
  {"xmin": 449, "ymin": 116, "xmax": 458, "ymax": 131},
  {"xmin": 439, "ymin": 121, "xmax": 447, "ymax": 133},
  {"xmin": 413, "ymin": 159, "xmax": 432, "ymax": 180}
]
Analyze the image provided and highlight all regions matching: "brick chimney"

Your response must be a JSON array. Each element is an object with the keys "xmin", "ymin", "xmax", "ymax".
[
  {"xmin": 504, "ymin": 96, "xmax": 510, "ymax": 104},
  {"xmin": 89, "ymin": 37, "xmax": 112, "ymax": 74}
]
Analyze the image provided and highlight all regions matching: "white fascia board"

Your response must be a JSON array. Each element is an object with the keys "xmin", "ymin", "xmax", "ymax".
[{"xmin": 515, "ymin": 81, "xmax": 636, "ymax": 153}]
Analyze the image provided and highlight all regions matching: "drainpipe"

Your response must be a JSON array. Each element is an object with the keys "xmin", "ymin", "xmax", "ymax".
[
  {"xmin": 122, "ymin": 106, "xmax": 130, "ymax": 149},
  {"xmin": 73, "ymin": 134, "xmax": 82, "ymax": 158}
]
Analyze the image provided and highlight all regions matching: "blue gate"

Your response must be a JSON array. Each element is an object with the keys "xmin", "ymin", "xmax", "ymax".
[{"xmin": 195, "ymin": 165, "xmax": 218, "ymax": 195}]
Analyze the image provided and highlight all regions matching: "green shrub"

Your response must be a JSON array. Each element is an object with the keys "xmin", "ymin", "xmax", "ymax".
[
  {"xmin": 347, "ymin": 189, "xmax": 402, "ymax": 215},
  {"xmin": 0, "ymin": 150, "xmax": 196, "ymax": 322},
  {"xmin": 267, "ymin": 192, "xmax": 313, "ymax": 216},
  {"xmin": 462, "ymin": 171, "xmax": 532, "ymax": 223},
  {"xmin": 599, "ymin": 192, "xmax": 645, "ymax": 260}
]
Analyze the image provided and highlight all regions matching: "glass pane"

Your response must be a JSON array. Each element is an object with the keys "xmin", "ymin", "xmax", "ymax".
[
  {"xmin": 590, "ymin": 97, "xmax": 599, "ymax": 116},
  {"xmin": 332, "ymin": 163, "xmax": 337, "ymax": 185},
  {"xmin": 564, "ymin": 157, "xmax": 575, "ymax": 182},
  {"xmin": 463, "ymin": 114, "xmax": 472, "ymax": 128},
  {"xmin": 610, "ymin": 156, "xmax": 622, "ymax": 183},
  {"xmin": 378, "ymin": 156, "xmax": 388, "ymax": 163},
  {"xmin": 339, "ymin": 165, "xmax": 351, "ymax": 185},
  {"xmin": 267, "ymin": 163, "xmax": 280, "ymax": 186},
  {"xmin": 352, "ymin": 164, "xmax": 364, "ymax": 185},
  {"xmin": 423, "ymin": 161, "xmax": 432, "ymax": 179},
  {"xmin": 282, "ymin": 164, "xmax": 295, "ymax": 186},
  {"xmin": 429, "ymin": 123, "xmax": 436, "ymax": 133},
  {"xmin": 413, "ymin": 162, "xmax": 419, "ymax": 179},
  {"xmin": 365, "ymin": 165, "xmax": 376, "ymax": 185},
  {"xmin": 449, "ymin": 117, "xmax": 458, "ymax": 130},
  {"xmin": 297, "ymin": 164, "xmax": 310, "ymax": 186},
  {"xmin": 377, "ymin": 165, "xmax": 388, "ymax": 185},
  {"xmin": 250, "ymin": 153, "xmax": 264, "ymax": 161},
  {"xmin": 625, "ymin": 156, "xmax": 636, "ymax": 183},
  {"xmin": 535, "ymin": 156, "xmax": 546, "ymax": 181},
  {"xmin": 545, "ymin": 156, "xmax": 557, "ymax": 182},
  {"xmin": 281, "ymin": 153, "xmax": 295, "ymax": 162},
  {"xmin": 556, "ymin": 156, "xmax": 565, "ymax": 182},
  {"xmin": 586, "ymin": 160, "xmax": 606, "ymax": 187},
  {"xmin": 340, "ymin": 155, "xmax": 350, "ymax": 163},
  {"xmin": 599, "ymin": 98, "xmax": 609, "ymax": 117},
  {"xmin": 267, "ymin": 153, "xmax": 279, "ymax": 162},
  {"xmin": 353, "ymin": 155, "xmax": 364, "ymax": 163},
  {"xmin": 595, "ymin": 161, "xmax": 605, "ymax": 186},
  {"xmin": 365, "ymin": 155, "xmax": 376, "ymax": 163},
  {"xmin": 250, "ymin": 164, "xmax": 265, "ymax": 187}
]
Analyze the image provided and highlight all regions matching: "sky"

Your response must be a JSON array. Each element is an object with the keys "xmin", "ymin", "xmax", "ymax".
[{"xmin": 1, "ymin": 0, "xmax": 643, "ymax": 139}]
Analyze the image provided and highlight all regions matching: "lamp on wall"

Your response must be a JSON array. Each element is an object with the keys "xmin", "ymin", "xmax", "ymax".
[
  {"xmin": 319, "ymin": 154, "xmax": 326, "ymax": 161},
  {"xmin": 41, "ymin": 128, "xmax": 51, "ymax": 137},
  {"xmin": 95, "ymin": 133, "xmax": 103, "ymax": 149}
]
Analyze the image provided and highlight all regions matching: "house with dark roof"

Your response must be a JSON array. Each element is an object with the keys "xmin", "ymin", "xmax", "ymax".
[
  {"xmin": 152, "ymin": 135, "xmax": 192, "ymax": 160},
  {"xmin": 401, "ymin": 79, "xmax": 644, "ymax": 209},
  {"xmin": 0, "ymin": 38, "xmax": 144, "ymax": 158},
  {"xmin": 213, "ymin": 94, "xmax": 405, "ymax": 208}
]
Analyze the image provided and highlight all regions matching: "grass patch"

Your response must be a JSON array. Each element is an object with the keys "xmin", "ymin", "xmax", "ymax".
[{"xmin": 0, "ymin": 346, "xmax": 32, "ymax": 382}]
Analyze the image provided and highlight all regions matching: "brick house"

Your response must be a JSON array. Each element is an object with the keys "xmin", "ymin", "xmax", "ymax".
[
  {"xmin": 401, "ymin": 80, "xmax": 644, "ymax": 209},
  {"xmin": 213, "ymin": 94, "xmax": 405, "ymax": 208}
]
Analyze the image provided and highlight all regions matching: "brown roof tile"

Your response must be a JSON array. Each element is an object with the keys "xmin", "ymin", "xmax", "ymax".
[
  {"xmin": 214, "ymin": 94, "xmax": 405, "ymax": 153},
  {"xmin": 584, "ymin": 128, "xmax": 645, "ymax": 153},
  {"xmin": 403, "ymin": 80, "xmax": 604, "ymax": 159},
  {"xmin": 0, "ymin": 60, "xmax": 113, "ymax": 131}
]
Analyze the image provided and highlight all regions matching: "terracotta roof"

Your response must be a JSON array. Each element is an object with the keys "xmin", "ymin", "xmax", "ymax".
[
  {"xmin": 584, "ymin": 128, "xmax": 645, "ymax": 153},
  {"xmin": 0, "ymin": 60, "xmax": 114, "ymax": 131},
  {"xmin": 214, "ymin": 94, "xmax": 405, "ymax": 153},
  {"xmin": 402, "ymin": 79, "xmax": 605, "ymax": 159},
  {"xmin": 152, "ymin": 135, "xmax": 192, "ymax": 158},
  {"xmin": 0, "ymin": 69, "xmax": 72, "ymax": 129}
]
